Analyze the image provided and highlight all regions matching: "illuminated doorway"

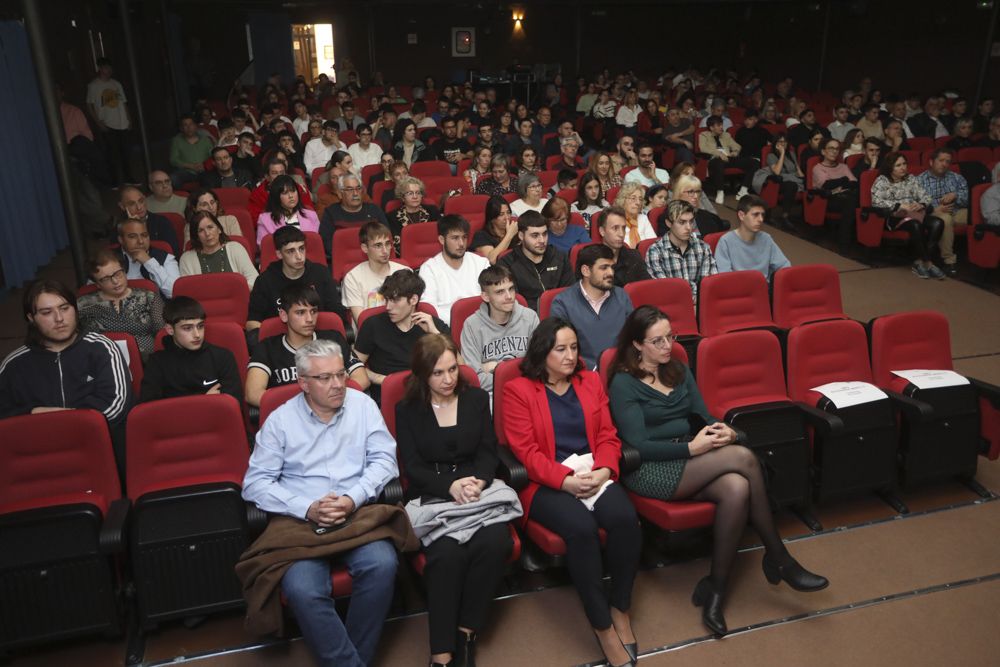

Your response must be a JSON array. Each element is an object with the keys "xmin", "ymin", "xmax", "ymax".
[{"xmin": 291, "ymin": 23, "xmax": 335, "ymax": 83}]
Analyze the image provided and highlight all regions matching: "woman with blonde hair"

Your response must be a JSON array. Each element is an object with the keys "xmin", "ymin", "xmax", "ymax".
[
  {"xmin": 589, "ymin": 152, "xmax": 623, "ymax": 200},
  {"xmin": 669, "ymin": 174, "xmax": 728, "ymax": 236}
]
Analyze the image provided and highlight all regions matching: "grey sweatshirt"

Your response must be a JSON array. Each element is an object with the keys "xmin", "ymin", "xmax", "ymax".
[{"xmin": 460, "ymin": 302, "xmax": 540, "ymax": 391}]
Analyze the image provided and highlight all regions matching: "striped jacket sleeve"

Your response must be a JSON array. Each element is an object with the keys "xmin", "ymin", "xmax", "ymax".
[{"xmin": 80, "ymin": 333, "xmax": 133, "ymax": 425}]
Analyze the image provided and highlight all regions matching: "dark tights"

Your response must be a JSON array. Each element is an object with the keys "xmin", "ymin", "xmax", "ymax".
[{"xmin": 672, "ymin": 445, "xmax": 788, "ymax": 588}]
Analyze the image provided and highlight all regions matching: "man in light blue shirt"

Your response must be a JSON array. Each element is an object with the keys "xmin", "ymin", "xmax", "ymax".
[
  {"xmin": 715, "ymin": 194, "xmax": 790, "ymax": 281},
  {"xmin": 243, "ymin": 339, "xmax": 398, "ymax": 667}
]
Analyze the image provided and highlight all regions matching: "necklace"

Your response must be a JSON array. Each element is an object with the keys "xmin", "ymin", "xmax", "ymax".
[{"xmin": 431, "ymin": 396, "xmax": 456, "ymax": 409}]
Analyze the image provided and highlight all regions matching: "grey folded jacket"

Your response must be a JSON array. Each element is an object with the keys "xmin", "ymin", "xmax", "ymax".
[{"xmin": 405, "ymin": 479, "xmax": 523, "ymax": 547}]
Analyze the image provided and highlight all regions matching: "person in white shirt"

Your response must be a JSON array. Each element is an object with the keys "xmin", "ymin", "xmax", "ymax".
[
  {"xmin": 290, "ymin": 100, "xmax": 312, "ymax": 138},
  {"xmin": 86, "ymin": 57, "xmax": 133, "ymax": 184},
  {"xmin": 826, "ymin": 105, "xmax": 856, "ymax": 142},
  {"xmin": 615, "ymin": 89, "xmax": 641, "ymax": 135},
  {"xmin": 698, "ymin": 98, "xmax": 734, "ymax": 131},
  {"xmin": 303, "ymin": 121, "xmax": 348, "ymax": 174},
  {"xmin": 346, "ymin": 123, "xmax": 384, "ymax": 173},
  {"xmin": 341, "ymin": 221, "xmax": 408, "ymax": 325},
  {"xmin": 419, "ymin": 215, "xmax": 490, "ymax": 326},
  {"xmin": 510, "ymin": 173, "xmax": 549, "ymax": 218},
  {"xmin": 623, "ymin": 143, "xmax": 670, "ymax": 187}
]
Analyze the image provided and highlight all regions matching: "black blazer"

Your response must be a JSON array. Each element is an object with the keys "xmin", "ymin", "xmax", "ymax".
[{"xmin": 395, "ymin": 386, "xmax": 498, "ymax": 501}]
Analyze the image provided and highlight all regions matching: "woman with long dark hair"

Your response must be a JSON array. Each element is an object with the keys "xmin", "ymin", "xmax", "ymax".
[
  {"xmin": 255, "ymin": 174, "xmax": 321, "ymax": 244},
  {"xmin": 470, "ymin": 196, "xmax": 519, "ymax": 265}
]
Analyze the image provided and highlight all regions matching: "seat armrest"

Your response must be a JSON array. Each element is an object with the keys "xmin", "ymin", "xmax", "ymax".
[
  {"xmin": 377, "ymin": 478, "xmax": 404, "ymax": 506},
  {"xmin": 796, "ymin": 402, "xmax": 845, "ymax": 435},
  {"xmin": 619, "ymin": 443, "xmax": 642, "ymax": 475},
  {"xmin": 970, "ymin": 377, "xmax": 1000, "ymax": 408},
  {"xmin": 99, "ymin": 498, "xmax": 131, "ymax": 554},
  {"xmin": 884, "ymin": 389, "xmax": 934, "ymax": 421},
  {"xmin": 497, "ymin": 446, "xmax": 528, "ymax": 491},
  {"xmin": 245, "ymin": 502, "xmax": 269, "ymax": 539}
]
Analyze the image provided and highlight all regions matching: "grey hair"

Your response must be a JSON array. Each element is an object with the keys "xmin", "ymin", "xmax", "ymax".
[
  {"xmin": 517, "ymin": 172, "xmax": 541, "ymax": 197},
  {"xmin": 117, "ymin": 217, "xmax": 148, "ymax": 235},
  {"xmin": 338, "ymin": 173, "xmax": 361, "ymax": 189},
  {"xmin": 294, "ymin": 339, "xmax": 344, "ymax": 377}
]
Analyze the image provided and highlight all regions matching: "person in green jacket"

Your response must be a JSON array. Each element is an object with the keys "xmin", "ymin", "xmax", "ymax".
[
  {"xmin": 169, "ymin": 113, "xmax": 214, "ymax": 189},
  {"xmin": 606, "ymin": 306, "xmax": 827, "ymax": 637}
]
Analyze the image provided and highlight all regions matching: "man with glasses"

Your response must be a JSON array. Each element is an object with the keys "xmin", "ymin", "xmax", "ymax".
[
  {"xmin": 646, "ymin": 200, "xmax": 718, "ymax": 304},
  {"xmin": 117, "ymin": 185, "xmax": 181, "ymax": 255},
  {"xmin": 242, "ymin": 338, "xmax": 401, "ymax": 667},
  {"xmin": 347, "ymin": 123, "xmax": 384, "ymax": 172},
  {"xmin": 319, "ymin": 174, "xmax": 389, "ymax": 260},
  {"xmin": 145, "ymin": 170, "xmax": 187, "ymax": 215}
]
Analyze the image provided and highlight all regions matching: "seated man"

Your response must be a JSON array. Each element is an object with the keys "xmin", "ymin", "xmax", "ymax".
[
  {"xmin": 698, "ymin": 116, "xmax": 757, "ymax": 204},
  {"xmin": 290, "ymin": 100, "xmax": 311, "ymax": 137},
  {"xmin": 140, "ymin": 296, "xmax": 242, "ymax": 403},
  {"xmin": 304, "ymin": 121, "xmax": 348, "ymax": 175},
  {"xmin": 433, "ymin": 117, "xmax": 472, "ymax": 175},
  {"xmin": 241, "ymin": 338, "xmax": 402, "ymax": 667},
  {"xmin": 855, "ymin": 103, "xmax": 885, "ymax": 140},
  {"xmin": 346, "ymin": 123, "xmax": 384, "ymax": 172},
  {"xmin": 342, "ymin": 221, "xmax": 408, "ymax": 324},
  {"xmin": 616, "ymin": 135, "xmax": 639, "ymax": 167},
  {"xmin": 972, "ymin": 97, "xmax": 995, "ymax": 135},
  {"xmin": 118, "ymin": 185, "xmax": 181, "ymax": 255},
  {"xmin": 247, "ymin": 226, "xmax": 344, "ymax": 332},
  {"xmin": 543, "ymin": 120, "xmax": 587, "ymax": 159},
  {"xmin": 915, "ymin": 148, "xmax": 969, "ymax": 277},
  {"xmin": 0, "ymin": 280, "xmax": 132, "ymax": 474},
  {"xmin": 504, "ymin": 118, "xmax": 538, "ymax": 156},
  {"xmin": 248, "ymin": 158, "xmax": 315, "ymax": 222},
  {"xmin": 546, "ymin": 168, "xmax": 579, "ymax": 199},
  {"xmin": 201, "ymin": 145, "xmax": 254, "ymax": 190},
  {"xmin": 623, "ymin": 142, "xmax": 669, "ymax": 187},
  {"xmin": 827, "ymin": 104, "xmax": 856, "ymax": 142},
  {"xmin": 474, "ymin": 118, "xmax": 503, "ymax": 156},
  {"xmin": 233, "ymin": 131, "xmax": 263, "ymax": 182},
  {"xmin": 117, "ymin": 218, "xmax": 180, "ymax": 299},
  {"xmin": 550, "ymin": 243, "xmax": 634, "ymax": 369},
  {"xmin": 597, "ymin": 206, "xmax": 652, "ymax": 287},
  {"xmin": 319, "ymin": 174, "xmax": 389, "ymax": 258},
  {"xmin": 663, "ymin": 107, "xmax": 695, "ymax": 164},
  {"xmin": 353, "ymin": 269, "xmax": 449, "ymax": 399},
  {"xmin": 645, "ymin": 200, "xmax": 718, "ymax": 303},
  {"xmin": 335, "ymin": 101, "xmax": 365, "ymax": 131},
  {"xmin": 787, "ymin": 108, "xmax": 828, "ymax": 148},
  {"xmin": 497, "ymin": 211, "xmax": 574, "ymax": 311},
  {"xmin": 715, "ymin": 195, "xmax": 790, "ymax": 280},
  {"xmin": 418, "ymin": 215, "xmax": 490, "ymax": 326},
  {"xmin": 169, "ymin": 113, "xmax": 214, "ymax": 188},
  {"xmin": 733, "ymin": 110, "xmax": 770, "ymax": 167},
  {"xmin": 247, "ymin": 284, "xmax": 367, "ymax": 407},
  {"xmin": 145, "ymin": 170, "xmax": 187, "ymax": 215},
  {"xmin": 461, "ymin": 265, "xmax": 539, "ymax": 393},
  {"xmin": 551, "ymin": 136, "xmax": 586, "ymax": 171},
  {"xmin": 907, "ymin": 97, "xmax": 949, "ymax": 139},
  {"xmin": 698, "ymin": 98, "xmax": 733, "ymax": 131}
]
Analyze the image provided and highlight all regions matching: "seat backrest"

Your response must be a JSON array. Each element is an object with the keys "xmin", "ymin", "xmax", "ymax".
[
  {"xmin": 869, "ymin": 310, "xmax": 954, "ymax": 392},
  {"xmin": 259, "ymin": 231, "xmax": 327, "ymax": 270},
  {"xmin": 786, "ymin": 319, "xmax": 873, "ymax": 405},
  {"xmin": 126, "ymin": 394, "xmax": 249, "ymax": 500},
  {"xmin": 258, "ymin": 311, "xmax": 346, "ymax": 340},
  {"xmin": 400, "ymin": 222, "xmax": 442, "ymax": 265},
  {"xmin": 624, "ymin": 278, "xmax": 699, "ymax": 336},
  {"xmin": 971, "ymin": 182, "xmax": 990, "ymax": 225},
  {"xmin": 538, "ymin": 170, "xmax": 560, "ymax": 191},
  {"xmin": 424, "ymin": 176, "xmax": 467, "ymax": 202},
  {"xmin": 172, "ymin": 273, "xmax": 251, "ymax": 326},
  {"xmin": 227, "ymin": 207, "xmax": 257, "ymax": 254},
  {"xmin": 0, "ymin": 410, "xmax": 121, "ymax": 516},
  {"xmin": 702, "ymin": 231, "xmax": 725, "ymax": 253},
  {"xmin": 372, "ymin": 180, "xmax": 395, "ymax": 207},
  {"xmin": 956, "ymin": 147, "xmax": 993, "ymax": 166},
  {"xmin": 361, "ymin": 163, "xmax": 383, "ymax": 189},
  {"xmin": 698, "ymin": 270, "xmax": 773, "ymax": 337},
  {"xmin": 859, "ymin": 169, "xmax": 879, "ymax": 207},
  {"xmin": 154, "ymin": 321, "xmax": 249, "ymax": 384},
  {"xmin": 104, "ymin": 331, "xmax": 144, "ymax": 394},
  {"xmin": 771, "ymin": 264, "xmax": 845, "ymax": 329},
  {"xmin": 331, "ymin": 227, "xmax": 399, "ymax": 282},
  {"xmin": 356, "ymin": 302, "xmax": 439, "ymax": 332},
  {"xmin": 538, "ymin": 286, "xmax": 568, "ymax": 320},
  {"xmin": 696, "ymin": 329, "xmax": 788, "ymax": 417},
  {"xmin": 491, "ymin": 358, "xmax": 524, "ymax": 444},
  {"xmin": 411, "ymin": 161, "xmax": 452, "ymax": 179},
  {"xmin": 556, "ymin": 188, "xmax": 578, "ymax": 204},
  {"xmin": 380, "ymin": 366, "xmax": 480, "ymax": 439},
  {"xmin": 637, "ymin": 237, "xmax": 656, "ymax": 259},
  {"xmin": 162, "ymin": 211, "xmax": 186, "ymax": 246},
  {"xmin": 908, "ymin": 137, "xmax": 934, "ymax": 152},
  {"xmin": 259, "ymin": 383, "xmax": 301, "ymax": 426},
  {"xmin": 216, "ymin": 187, "xmax": 251, "ymax": 208},
  {"xmin": 444, "ymin": 194, "xmax": 489, "ymax": 217}
]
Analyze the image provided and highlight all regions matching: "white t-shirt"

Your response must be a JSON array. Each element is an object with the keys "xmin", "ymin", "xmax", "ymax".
[
  {"xmin": 86, "ymin": 78, "xmax": 129, "ymax": 130},
  {"xmin": 303, "ymin": 137, "xmax": 349, "ymax": 174},
  {"xmin": 292, "ymin": 116, "xmax": 311, "ymax": 137},
  {"xmin": 419, "ymin": 252, "xmax": 490, "ymax": 325},
  {"xmin": 348, "ymin": 142, "xmax": 385, "ymax": 172},
  {"xmin": 342, "ymin": 260, "xmax": 408, "ymax": 311},
  {"xmin": 510, "ymin": 198, "xmax": 549, "ymax": 218}
]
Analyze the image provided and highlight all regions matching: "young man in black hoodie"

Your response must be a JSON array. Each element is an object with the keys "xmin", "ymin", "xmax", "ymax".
[
  {"xmin": 139, "ymin": 297, "xmax": 243, "ymax": 404},
  {"xmin": 497, "ymin": 211, "xmax": 574, "ymax": 311},
  {"xmin": 246, "ymin": 225, "xmax": 344, "ymax": 335}
]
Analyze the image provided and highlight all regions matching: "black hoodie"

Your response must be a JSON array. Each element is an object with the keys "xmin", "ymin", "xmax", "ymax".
[
  {"xmin": 140, "ymin": 337, "xmax": 243, "ymax": 403},
  {"xmin": 498, "ymin": 245, "xmax": 574, "ymax": 311}
]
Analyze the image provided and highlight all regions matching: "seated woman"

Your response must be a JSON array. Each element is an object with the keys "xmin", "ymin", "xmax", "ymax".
[
  {"xmin": 798, "ymin": 128, "xmax": 826, "ymax": 167},
  {"xmin": 396, "ymin": 334, "xmax": 520, "ymax": 667},
  {"xmin": 613, "ymin": 182, "xmax": 657, "ymax": 249},
  {"xmin": 183, "ymin": 188, "xmax": 243, "ymax": 244},
  {"xmin": 391, "ymin": 175, "xmax": 441, "ymax": 254},
  {"xmin": 753, "ymin": 134, "xmax": 803, "ymax": 229},
  {"xmin": 571, "ymin": 172, "xmax": 610, "ymax": 230},
  {"xmin": 670, "ymin": 162, "xmax": 718, "ymax": 214},
  {"xmin": 474, "ymin": 155, "xmax": 518, "ymax": 198},
  {"xmin": 515, "ymin": 143, "xmax": 540, "ymax": 178},
  {"xmin": 669, "ymin": 174, "xmax": 729, "ymax": 237},
  {"xmin": 471, "ymin": 196, "xmax": 518, "ymax": 265},
  {"xmin": 643, "ymin": 184, "xmax": 669, "ymax": 215},
  {"xmin": 608, "ymin": 307, "xmax": 827, "ymax": 637},
  {"xmin": 542, "ymin": 197, "xmax": 590, "ymax": 253},
  {"xmin": 391, "ymin": 119, "xmax": 428, "ymax": 167},
  {"xmin": 589, "ymin": 152, "xmax": 623, "ymax": 200},
  {"xmin": 255, "ymin": 174, "xmax": 321, "ymax": 245},
  {"xmin": 179, "ymin": 211, "xmax": 258, "ymax": 287},
  {"xmin": 510, "ymin": 173, "xmax": 549, "ymax": 218},
  {"xmin": 464, "ymin": 145, "xmax": 492, "ymax": 191},
  {"xmin": 812, "ymin": 137, "xmax": 860, "ymax": 253},
  {"xmin": 503, "ymin": 318, "xmax": 641, "ymax": 667},
  {"xmin": 871, "ymin": 152, "xmax": 945, "ymax": 279},
  {"xmin": 78, "ymin": 248, "xmax": 164, "ymax": 356}
]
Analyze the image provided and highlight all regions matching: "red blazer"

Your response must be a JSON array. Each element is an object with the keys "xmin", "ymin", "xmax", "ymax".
[
  {"xmin": 502, "ymin": 370, "xmax": 622, "ymax": 518},
  {"xmin": 638, "ymin": 111, "xmax": 665, "ymax": 137}
]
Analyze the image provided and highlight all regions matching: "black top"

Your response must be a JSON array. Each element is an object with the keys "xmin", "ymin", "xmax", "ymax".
[
  {"xmin": 613, "ymin": 246, "xmax": 652, "ymax": 287},
  {"xmin": 319, "ymin": 203, "xmax": 389, "ymax": 259},
  {"xmin": 471, "ymin": 228, "xmax": 520, "ymax": 252},
  {"xmin": 547, "ymin": 385, "xmax": 590, "ymax": 462},
  {"xmin": 497, "ymin": 246, "xmax": 574, "ymax": 311},
  {"xmin": 354, "ymin": 311, "xmax": 451, "ymax": 376},
  {"xmin": 200, "ymin": 168, "xmax": 254, "ymax": 190},
  {"xmin": 233, "ymin": 154, "xmax": 263, "ymax": 181},
  {"xmin": 140, "ymin": 338, "xmax": 242, "ymax": 403},
  {"xmin": 395, "ymin": 386, "xmax": 498, "ymax": 500},
  {"xmin": 248, "ymin": 330, "xmax": 362, "ymax": 389},
  {"xmin": 247, "ymin": 260, "xmax": 345, "ymax": 322},
  {"xmin": 434, "ymin": 138, "xmax": 471, "ymax": 163},
  {"xmin": 145, "ymin": 212, "xmax": 182, "ymax": 256},
  {"xmin": 735, "ymin": 126, "xmax": 771, "ymax": 161}
]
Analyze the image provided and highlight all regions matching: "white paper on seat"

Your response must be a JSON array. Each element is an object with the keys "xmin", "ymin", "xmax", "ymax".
[
  {"xmin": 891, "ymin": 369, "xmax": 970, "ymax": 389},
  {"xmin": 561, "ymin": 453, "xmax": 613, "ymax": 511},
  {"xmin": 810, "ymin": 381, "xmax": 888, "ymax": 408}
]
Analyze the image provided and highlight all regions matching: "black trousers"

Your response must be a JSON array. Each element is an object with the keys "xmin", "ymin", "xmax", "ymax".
[
  {"xmin": 529, "ymin": 483, "xmax": 641, "ymax": 629},
  {"xmin": 707, "ymin": 156, "xmax": 757, "ymax": 193},
  {"xmin": 826, "ymin": 191, "xmax": 859, "ymax": 250},
  {"xmin": 101, "ymin": 127, "xmax": 134, "ymax": 184},
  {"xmin": 893, "ymin": 215, "xmax": 944, "ymax": 262},
  {"xmin": 423, "ymin": 522, "xmax": 512, "ymax": 653}
]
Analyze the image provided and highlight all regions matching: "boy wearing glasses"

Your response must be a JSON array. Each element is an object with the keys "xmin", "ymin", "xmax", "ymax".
[{"xmin": 646, "ymin": 200, "xmax": 718, "ymax": 304}]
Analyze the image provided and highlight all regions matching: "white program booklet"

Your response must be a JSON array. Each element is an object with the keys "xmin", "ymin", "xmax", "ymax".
[
  {"xmin": 810, "ymin": 381, "xmax": 887, "ymax": 408},
  {"xmin": 891, "ymin": 369, "xmax": 970, "ymax": 390},
  {"xmin": 561, "ymin": 453, "xmax": 613, "ymax": 511}
]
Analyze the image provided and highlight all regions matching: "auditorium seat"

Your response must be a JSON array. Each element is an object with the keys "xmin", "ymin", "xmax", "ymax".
[
  {"xmin": 215, "ymin": 187, "xmax": 251, "ymax": 209},
  {"xmin": 770, "ymin": 264, "xmax": 849, "ymax": 329},
  {"xmin": 449, "ymin": 294, "xmax": 528, "ymax": 352},
  {"xmin": 538, "ymin": 286, "xmax": 568, "ymax": 319},
  {"xmin": 104, "ymin": 331, "xmax": 144, "ymax": 394},
  {"xmin": 154, "ymin": 321, "xmax": 249, "ymax": 385},
  {"xmin": 411, "ymin": 161, "xmax": 452, "ymax": 179},
  {"xmin": 400, "ymin": 222, "xmax": 443, "ymax": 265},
  {"xmin": 172, "ymin": 273, "xmax": 251, "ymax": 327},
  {"xmin": 258, "ymin": 311, "xmax": 346, "ymax": 340},
  {"xmin": 625, "ymin": 277, "xmax": 702, "ymax": 367},
  {"xmin": 697, "ymin": 270, "xmax": 775, "ymax": 337}
]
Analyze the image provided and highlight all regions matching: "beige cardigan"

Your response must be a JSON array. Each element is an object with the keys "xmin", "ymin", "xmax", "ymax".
[{"xmin": 179, "ymin": 241, "xmax": 259, "ymax": 287}]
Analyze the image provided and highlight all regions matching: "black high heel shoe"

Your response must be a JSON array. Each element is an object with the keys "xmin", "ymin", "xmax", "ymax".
[
  {"xmin": 691, "ymin": 576, "xmax": 727, "ymax": 636},
  {"xmin": 622, "ymin": 638, "xmax": 638, "ymax": 663},
  {"xmin": 593, "ymin": 630, "xmax": 636, "ymax": 667},
  {"xmin": 762, "ymin": 553, "xmax": 829, "ymax": 592},
  {"xmin": 454, "ymin": 630, "xmax": 476, "ymax": 667}
]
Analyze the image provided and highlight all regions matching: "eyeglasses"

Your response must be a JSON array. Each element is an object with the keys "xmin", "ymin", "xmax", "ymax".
[
  {"xmin": 150, "ymin": 179, "xmax": 171, "ymax": 186},
  {"xmin": 96, "ymin": 269, "xmax": 126, "ymax": 286},
  {"xmin": 681, "ymin": 189, "xmax": 702, "ymax": 196},
  {"xmin": 342, "ymin": 186, "xmax": 362, "ymax": 193},
  {"xmin": 643, "ymin": 334, "xmax": 678, "ymax": 348},
  {"xmin": 301, "ymin": 370, "xmax": 348, "ymax": 384}
]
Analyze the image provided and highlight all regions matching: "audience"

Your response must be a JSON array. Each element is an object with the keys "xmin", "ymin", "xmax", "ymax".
[
  {"xmin": 179, "ymin": 211, "xmax": 258, "ymax": 287},
  {"xmin": 613, "ymin": 182, "xmax": 657, "ymax": 248},
  {"xmin": 542, "ymin": 197, "xmax": 591, "ymax": 253},
  {"xmin": 646, "ymin": 200, "xmax": 718, "ymax": 303},
  {"xmin": 256, "ymin": 174, "xmax": 322, "ymax": 245},
  {"xmin": 419, "ymin": 216, "xmax": 491, "ymax": 326},
  {"xmin": 915, "ymin": 148, "xmax": 969, "ymax": 278},
  {"xmin": 201, "ymin": 145, "xmax": 254, "ymax": 190},
  {"xmin": 116, "ymin": 218, "xmax": 180, "ymax": 299},
  {"xmin": 510, "ymin": 173, "xmax": 549, "ymax": 217},
  {"xmin": 597, "ymin": 207, "xmax": 652, "ymax": 287},
  {"xmin": 117, "ymin": 185, "xmax": 181, "ymax": 256},
  {"xmin": 145, "ymin": 170, "xmax": 187, "ymax": 215}
]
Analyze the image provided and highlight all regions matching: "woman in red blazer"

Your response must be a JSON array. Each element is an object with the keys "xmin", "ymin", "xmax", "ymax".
[{"xmin": 502, "ymin": 318, "xmax": 641, "ymax": 667}]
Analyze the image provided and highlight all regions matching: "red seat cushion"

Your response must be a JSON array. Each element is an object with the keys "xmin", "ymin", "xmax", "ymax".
[{"xmin": 627, "ymin": 493, "xmax": 715, "ymax": 531}]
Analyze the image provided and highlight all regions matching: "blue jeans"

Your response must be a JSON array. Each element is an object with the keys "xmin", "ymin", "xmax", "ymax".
[{"xmin": 281, "ymin": 539, "xmax": 398, "ymax": 667}]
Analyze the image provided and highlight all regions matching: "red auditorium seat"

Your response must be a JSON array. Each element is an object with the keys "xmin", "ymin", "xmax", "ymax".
[
  {"xmin": 855, "ymin": 169, "xmax": 910, "ymax": 250},
  {"xmin": 538, "ymin": 286, "xmax": 568, "ymax": 319},
  {"xmin": 361, "ymin": 163, "xmax": 383, "ymax": 190},
  {"xmin": 450, "ymin": 294, "xmax": 528, "ymax": 352},
  {"xmin": 411, "ymin": 161, "xmax": 452, "ymax": 179},
  {"xmin": 702, "ymin": 232, "xmax": 725, "ymax": 253},
  {"xmin": 770, "ymin": 264, "xmax": 848, "ymax": 329},
  {"xmin": 172, "ymin": 273, "xmax": 251, "ymax": 327},
  {"xmin": 258, "ymin": 311, "xmax": 346, "ymax": 340},
  {"xmin": 444, "ymin": 194, "xmax": 490, "ymax": 225},
  {"xmin": 259, "ymin": 231, "xmax": 327, "ymax": 270},
  {"xmin": 400, "ymin": 221, "xmax": 442, "ymax": 265},
  {"xmin": 697, "ymin": 270, "xmax": 775, "ymax": 337},
  {"xmin": 104, "ymin": 331, "xmax": 144, "ymax": 394},
  {"xmin": 154, "ymin": 321, "xmax": 249, "ymax": 385}
]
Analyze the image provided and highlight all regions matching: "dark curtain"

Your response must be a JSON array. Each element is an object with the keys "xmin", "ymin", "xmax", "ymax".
[
  {"xmin": 248, "ymin": 12, "xmax": 295, "ymax": 86},
  {"xmin": 0, "ymin": 21, "xmax": 69, "ymax": 288}
]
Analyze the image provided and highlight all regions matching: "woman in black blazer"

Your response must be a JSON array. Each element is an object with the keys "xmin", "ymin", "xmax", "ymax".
[{"xmin": 396, "ymin": 333, "xmax": 515, "ymax": 667}]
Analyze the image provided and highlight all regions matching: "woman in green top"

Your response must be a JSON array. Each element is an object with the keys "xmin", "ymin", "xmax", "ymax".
[{"xmin": 607, "ymin": 306, "xmax": 827, "ymax": 637}]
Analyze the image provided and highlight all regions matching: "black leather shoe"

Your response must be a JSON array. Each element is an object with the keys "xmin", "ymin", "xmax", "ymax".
[
  {"xmin": 691, "ymin": 576, "xmax": 727, "ymax": 636},
  {"xmin": 762, "ymin": 553, "xmax": 829, "ymax": 592},
  {"xmin": 455, "ymin": 630, "xmax": 476, "ymax": 667}
]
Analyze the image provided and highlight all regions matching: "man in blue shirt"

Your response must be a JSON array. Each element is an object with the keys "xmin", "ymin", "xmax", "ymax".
[
  {"xmin": 915, "ymin": 148, "xmax": 969, "ymax": 277},
  {"xmin": 243, "ymin": 339, "xmax": 398, "ymax": 667}
]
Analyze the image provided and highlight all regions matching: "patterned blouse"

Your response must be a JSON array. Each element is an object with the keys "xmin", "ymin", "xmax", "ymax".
[
  {"xmin": 871, "ymin": 175, "xmax": 932, "ymax": 210},
  {"xmin": 78, "ymin": 288, "xmax": 165, "ymax": 355}
]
